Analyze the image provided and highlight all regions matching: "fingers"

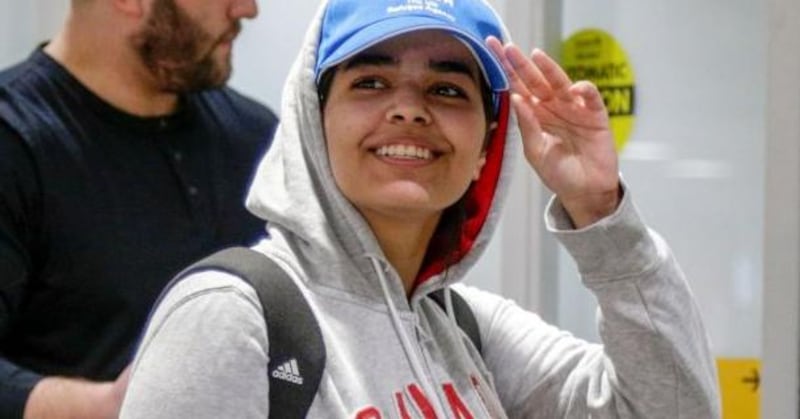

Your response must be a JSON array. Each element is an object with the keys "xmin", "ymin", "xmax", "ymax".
[
  {"xmin": 487, "ymin": 37, "xmax": 577, "ymax": 103},
  {"xmin": 511, "ymin": 93, "xmax": 545, "ymax": 161},
  {"xmin": 504, "ymin": 45, "xmax": 553, "ymax": 101},
  {"xmin": 530, "ymin": 49, "xmax": 575, "ymax": 102},
  {"xmin": 486, "ymin": 36, "xmax": 534, "ymax": 98},
  {"xmin": 487, "ymin": 37, "xmax": 551, "ymax": 100},
  {"xmin": 486, "ymin": 36, "xmax": 545, "ymax": 156},
  {"xmin": 570, "ymin": 81, "xmax": 606, "ymax": 112}
]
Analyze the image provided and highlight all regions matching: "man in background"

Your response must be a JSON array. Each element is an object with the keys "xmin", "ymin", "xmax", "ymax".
[{"xmin": 0, "ymin": 0, "xmax": 277, "ymax": 417}]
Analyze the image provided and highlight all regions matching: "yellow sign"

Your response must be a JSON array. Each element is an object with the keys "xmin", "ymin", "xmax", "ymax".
[
  {"xmin": 717, "ymin": 358, "xmax": 760, "ymax": 419},
  {"xmin": 561, "ymin": 29, "xmax": 636, "ymax": 151}
]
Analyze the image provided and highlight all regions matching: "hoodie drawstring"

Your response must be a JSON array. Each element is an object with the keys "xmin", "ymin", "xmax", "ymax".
[
  {"xmin": 369, "ymin": 256, "xmax": 444, "ymax": 416},
  {"xmin": 443, "ymin": 287, "xmax": 461, "ymax": 330},
  {"xmin": 444, "ymin": 288, "xmax": 509, "ymax": 419}
]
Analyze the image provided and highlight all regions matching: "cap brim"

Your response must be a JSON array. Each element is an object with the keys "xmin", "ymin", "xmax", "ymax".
[{"xmin": 317, "ymin": 15, "xmax": 509, "ymax": 92}]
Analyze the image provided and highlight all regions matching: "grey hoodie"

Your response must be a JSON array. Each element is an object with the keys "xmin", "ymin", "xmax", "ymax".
[{"xmin": 119, "ymin": 2, "xmax": 721, "ymax": 418}]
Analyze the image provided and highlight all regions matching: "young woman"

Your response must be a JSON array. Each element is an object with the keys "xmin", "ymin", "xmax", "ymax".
[{"xmin": 120, "ymin": 0, "xmax": 720, "ymax": 417}]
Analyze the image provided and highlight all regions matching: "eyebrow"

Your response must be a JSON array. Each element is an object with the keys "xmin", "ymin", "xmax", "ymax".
[
  {"xmin": 343, "ymin": 53, "xmax": 395, "ymax": 70},
  {"xmin": 343, "ymin": 52, "xmax": 478, "ymax": 81}
]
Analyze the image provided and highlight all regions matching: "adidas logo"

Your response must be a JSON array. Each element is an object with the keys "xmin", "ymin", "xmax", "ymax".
[{"xmin": 271, "ymin": 358, "xmax": 304, "ymax": 385}]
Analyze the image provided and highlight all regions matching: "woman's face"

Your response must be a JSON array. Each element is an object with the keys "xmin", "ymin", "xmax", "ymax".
[{"xmin": 323, "ymin": 30, "xmax": 489, "ymax": 229}]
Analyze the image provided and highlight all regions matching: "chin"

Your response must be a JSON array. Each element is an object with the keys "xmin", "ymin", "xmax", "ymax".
[
  {"xmin": 200, "ymin": 63, "xmax": 233, "ymax": 90},
  {"xmin": 212, "ymin": 57, "xmax": 233, "ymax": 82},
  {"xmin": 373, "ymin": 190, "xmax": 450, "ymax": 216}
]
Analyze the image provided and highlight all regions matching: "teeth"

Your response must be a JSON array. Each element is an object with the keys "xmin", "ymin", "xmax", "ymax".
[{"xmin": 375, "ymin": 145, "xmax": 433, "ymax": 160}]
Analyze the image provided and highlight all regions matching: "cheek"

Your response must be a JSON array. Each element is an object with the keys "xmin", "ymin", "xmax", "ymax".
[
  {"xmin": 448, "ymin": 119, "xmax": 488, "ymax": 182},
  {"xmin": 322, "ymin": 107, "xmax": 357, "ymax": 185},
  {"xmin": 322, "ymin": 117, "xmax": 341, "ymax": 170},
  {"xmin": 323, "ymin": 99, "xmax": 373, "ymax": 154},
  {"xmin": 445, "ymin": 115, "xmax": 487, "ymax": 158}
]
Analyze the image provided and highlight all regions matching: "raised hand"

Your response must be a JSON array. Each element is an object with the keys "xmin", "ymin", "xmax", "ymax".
[{"xmin": 487, "ymin": 37, "xmax": 621, "ymax": 228}]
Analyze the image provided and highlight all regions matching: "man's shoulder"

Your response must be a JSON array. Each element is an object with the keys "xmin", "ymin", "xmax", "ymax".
[
  {"xmin": 0, "ymin": 51, "xmax": 46, "ymax": 93},
  {"xmin": 0, "ymin": 61, "xmax": 28, "ymax": 88},
  {"xmin": 0, "ymin": 53, "xmax": 54, "ymax": 143},
  {"xmin": 192, "ymin": 87, "xmax": 277, "ymax": 123},
  {"xmin": 187, "ymin": 87, "xmax": 278, "ymax": 143}
]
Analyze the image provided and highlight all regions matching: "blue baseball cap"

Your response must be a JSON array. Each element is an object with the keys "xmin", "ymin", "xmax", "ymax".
[{"xmin": 315, "ymin": 0, "xmax": 510, "ymax": 95}]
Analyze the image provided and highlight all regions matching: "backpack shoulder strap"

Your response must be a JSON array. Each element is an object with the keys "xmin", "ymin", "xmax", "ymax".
[
  {"xmin": 171, "ymin": 246, "xmax": 324, "ymax": 419},
  {"xmin": 428, "ymin": 289, "xmax": 482, "ymax": 355}
]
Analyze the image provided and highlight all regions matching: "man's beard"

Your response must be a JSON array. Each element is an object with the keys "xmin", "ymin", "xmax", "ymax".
[{"xmin": 131, "ymin": 0, "xmax": 238, "ymax": 93}]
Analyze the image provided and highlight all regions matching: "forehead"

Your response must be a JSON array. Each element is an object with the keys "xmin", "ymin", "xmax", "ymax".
[{"xmin": 353, "ymin": 30, "xmax": 478, "ymax": 68}]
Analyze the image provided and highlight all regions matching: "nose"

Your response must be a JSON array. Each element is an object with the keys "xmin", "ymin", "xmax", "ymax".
[
  {"xmin": 386, "ymin": 87, "xmax": 432, "ymax": 126},
  {"xmin": 230, "ymin": 0, "xmax": 258, "ymax": 19}
]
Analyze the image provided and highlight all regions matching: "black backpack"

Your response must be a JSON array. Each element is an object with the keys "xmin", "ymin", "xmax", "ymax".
[{"xmin": 169, "ymin": 247, "xmax": 481, "ymax": 418}]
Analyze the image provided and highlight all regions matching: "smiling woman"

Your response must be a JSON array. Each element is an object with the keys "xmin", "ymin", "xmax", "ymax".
[
  {"xmin": 119, "ymin": 0, "xmax": 721, "ymax": 417},
  {"xmin": 321, "ymin": 31, "xmax": 491, "ymax": 284}
]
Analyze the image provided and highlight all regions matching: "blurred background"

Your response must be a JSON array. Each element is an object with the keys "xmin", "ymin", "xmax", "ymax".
[{"xmin": 2, "ymin": 1, "xmax": 797, "ymax": 417}]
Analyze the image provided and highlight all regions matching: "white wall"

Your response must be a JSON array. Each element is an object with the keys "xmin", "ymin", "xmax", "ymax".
[
  {"xmin": 0, "ymin": 0, "xmax": 67, "ymax": 68},
  {"xmin": 762, "ymin": 0, "xmax": 800, "ymax": 416},
  {"xmin": 229, "ymin": 1, "xmax": 321, "ymax": 110},
  {"xmin": 553, "ymin": 1, "xmax": 767, "ymax": 360}
]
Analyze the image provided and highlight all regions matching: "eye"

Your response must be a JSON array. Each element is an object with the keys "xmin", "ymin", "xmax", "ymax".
[
  {"xmin": 431, "ymin": 84, "xmax": 469, "ymax": 99},
  {"xmin": 352, "ymin": 77, "xmax": 388, "ymax": 90}
]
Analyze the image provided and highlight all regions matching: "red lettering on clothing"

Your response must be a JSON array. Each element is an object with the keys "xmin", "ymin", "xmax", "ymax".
[
  {"xmin": 408, "ymin": 384, "xmax": 438, "ymax": 418},
  {"xmin": 443, "ymin": 383, "xmax": 475, "ymax": 419},
  {"xmin": 395, "ymin": 392, "xmax": 412, "ymax": 419},
  {"xmin": 357, "ymin": 381, "xmax": 481, "ymax": 419},
  {"xmin": 355, "ymin": 407, "xmax": 382, "ymax": 419}
]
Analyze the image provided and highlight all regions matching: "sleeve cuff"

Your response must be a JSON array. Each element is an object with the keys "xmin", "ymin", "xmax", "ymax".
[{"xmin": 544, "ymin": 180, "xmax": 661, "ymax": 282}]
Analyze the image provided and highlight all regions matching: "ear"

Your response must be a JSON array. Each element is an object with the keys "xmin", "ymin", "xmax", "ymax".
[
  {"xmin": 114, "ymin": 0, "xmax": 145, "ymax": 18},
  {"xmin": 473, "ymin": 121, "xmax": 497, "ymax": 181},
  {"xmin": 472, "ymin": 153, "xmax": 487, "ymax": 181}
]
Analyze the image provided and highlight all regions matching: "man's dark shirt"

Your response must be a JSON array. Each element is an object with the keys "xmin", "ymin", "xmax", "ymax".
[{"xmin": 0, "ymin": 49, "xmax": 277, "ymax": 417}]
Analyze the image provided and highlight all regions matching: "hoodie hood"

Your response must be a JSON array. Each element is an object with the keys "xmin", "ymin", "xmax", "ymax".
[{"xmin": 245, "ymin": 0, "xmax": 521, "ymax": 298}]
